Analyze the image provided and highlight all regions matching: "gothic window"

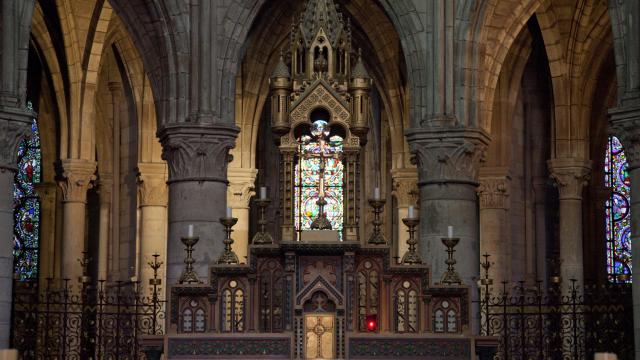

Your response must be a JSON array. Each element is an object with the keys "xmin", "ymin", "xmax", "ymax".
[
  {"xmin": 260, "ymin": 259, "xmax": 284, "ymax": 332},
  {"xmin": 181, "ymin": 299, "xmax": 206, "ymax": 333},
  {"xmin": 433, "ymin": 300, "xmax": 457, "ymax": 333},
  {"xmin": 357, "ymin": 260, "xmax": 379, "ymax": 331},
  {"xmin": 13, "ymin": 101, "xmax": 42, "ymax": 281},
  {"xmin": 221, "ymin": 280, "xmax": 245, "ymax": 332},
  {"xmin": 294, "ymin": 119, "xmax": 344, "ymax": 238},
  {"xmin": 605, "ymin": 135, "xmax": 631, "ymax": 282},
  {"xmin": 395, "ymin": 280, "xmax": 418, "ymax": 333}
]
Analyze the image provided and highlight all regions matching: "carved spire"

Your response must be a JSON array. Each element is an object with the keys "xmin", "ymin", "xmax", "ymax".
[
  {"xmin": 351, "ymin": 49, "xmax": 370, "ymax": 80},
  {"xmin": 271, "ymin": 51, "xmax": 291, "ymax": 79},
  {"xmin": 299, "ymin": 0, "xmax": 347, "ymax": 47}
]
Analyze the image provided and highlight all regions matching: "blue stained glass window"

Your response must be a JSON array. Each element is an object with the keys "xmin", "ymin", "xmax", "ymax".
[
  {"xmin": 605, "ymin": 135, "xmax": 631, "ymax": 283},
  {"xmin": 13, "ymin": 102, "xmax": 41, "ymax": 281},
  {"xmin": 294, "ymin": 122, "xmax": 344, "ymax": 239}
]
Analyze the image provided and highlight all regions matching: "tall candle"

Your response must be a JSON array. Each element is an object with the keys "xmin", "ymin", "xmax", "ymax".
[
  {"xmin": 374, "ymin": 187, "xmax": 380, "ymax": 200},
  {"xmin": 448, "ymin": 225, "xmax": 453, "ymax": 238},
  {"xmin": 408, "ymin": 206, "xmax": 414, "ymax": 218},
  {"xmin": 188, "ymin": 224, "xmax": 194, "ymax": 237},
  {"xmin": 226, "ymin": 207, "xmax": 233, "ymax": 218},
  {"xmin": 260, "ymin": 186, "xmax": 267, "ymax": 199}
]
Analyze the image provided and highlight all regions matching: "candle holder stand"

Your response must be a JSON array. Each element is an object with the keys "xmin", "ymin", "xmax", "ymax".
[
  {"xmin": 252, "ymin": 198, "xmax": 274, "ymax": 245},
  {"xmin": 179, "ymin": 236, "xmax": 202, "ymax": 284},
  {"xmin": 401, "ymin": 217, "xmax": 422, "ymax": 264},
  {"xmin": 368, "ymin": 199, "xmax": 387, "ymax": 245},
  {"xmin": 440, "ymin": 236, "xmax": 462, "ymax": 285},
  {"xmin": 310, "ymin": 197, "xmax": 332, "ymax": 229},
  {"xmin": 218, "ymin": 217, "xmax": 240, "ymax": 264}
]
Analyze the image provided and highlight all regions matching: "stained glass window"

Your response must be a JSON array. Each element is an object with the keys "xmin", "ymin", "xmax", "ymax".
[
  {"xmin": 605, "ymin": 135, "xmax": 631, "ymax": 283},
  {"xmin": 13, "ymin": 102, "xmax": 41, "ymax": 281},
  {"xmin": 294, "ymin": 120, "xmax": 344, "ymax": 239}
]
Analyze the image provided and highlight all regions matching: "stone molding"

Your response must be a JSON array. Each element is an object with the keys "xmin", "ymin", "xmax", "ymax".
[
  {"xmin": 405, "ymin": 127, "xmax": 490, "ymax": 185},
  {"xmin": 227, "ymin": 168, "xmax": 258, "ymax": 208},
  {"xmin": 159, "ymin": 123, "xmax": 239, "ymax": 184},
  {"xmin": 58, "ymin": 159, "xmax": 97, "ymax": 203},
  {"xmin": 137, "ymin": 163, "xmax": 168, "ymax": 207},
  {"xmin": 609, "ymin": 105, "xmax": 640, "ymax": 170},
  {"xmin": 548, "ymin": 158, "xmax": 591, "ymax": 200},
  {"xmin": 0, "ymin": 106, "xmax": 34, "ymax": 172},
  {"xmin": 477, "ymin": 170, "xmax": 510, "ymax": 210},
  {"xmin": 391, "ymin": 169, "xmax": 419, "ymax": 207}
]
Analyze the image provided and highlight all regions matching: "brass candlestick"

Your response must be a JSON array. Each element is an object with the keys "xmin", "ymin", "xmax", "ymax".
[
  {"xmin": 148, "ymin": 253, "xmax": 163, "ymax": 287},
  {"xmin": 480, "ymin": 253, "xmax": 493, "ymax": 286},
  {"xmin": 368, "ymin": 199, "xmax": 387, "ymax": 245},
  {"xmin": 310, "ymin": 197, "xmax": 332, "ymax": 229},
  {"xmin": 252, "ymin": 198, "xmax": 274, "ymax": 245},
  {"xmin": 218, "ymin": 217, "xmax": 239, "ymax": 264},
  {"xmin": 441, "ymin": 236, "xmax": 462, "ymax": 285},
  {"xmin": 179, "ymin": 235, "xmax": 202, "ymax": 284},
  {"xmin": 78, "ymin": 251, "xmax": 92, "ymax": 284},
  {"xmin": 401, "ymin": 217, "xmax": 422, "ymax": 264}
]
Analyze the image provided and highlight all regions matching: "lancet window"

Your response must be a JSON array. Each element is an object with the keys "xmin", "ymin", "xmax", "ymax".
[
  {"xmin": 13, "ymin": 101, "xmax": 42, "ymax": 281},
  {"xmin": 259, "ymin": 259, "xmax": 285, "ymax": 332},
  {"xmin": 605, "ymin": 135, "xmax": 631, "ymax": 282},
  {"xmin": 394, "ymin": 280, "xmax": 418, "ymax": 333},
  {"xmin": 221, "ymin": 280, "xmax": 245, "ymax": 332},
  {"xmin": 357, "ymin": 259, "xmax": 379, "ymax": 331}
]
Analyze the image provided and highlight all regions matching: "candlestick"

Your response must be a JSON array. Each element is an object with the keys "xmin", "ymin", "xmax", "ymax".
[
  {"xmin": 260, "ymin": 186, "xmax": 267, "ymax": 200},
  {"xmin": 218, "ymin": 216, "xmax": 239, "ymax": 264},
  {"xmin": 447, "ymin": 225, "xmax": 453, "ymax": 239},
  {"xmin": 441, "ymin": 236, "xmax": 462, "ymax": 285},
  {"xmin": 226, "ymin": 207, "xmax": 233, "ymax": 218},
  {"xmin": 401, "ymin": 215, "xmax": 422, "ymax": 265},
  {"xmin": 368, "ymin": 197, "xmax": 387, "ymax": 245},
  {"xmin": 188, "ymin": 224, "xmax": 194, "ymax": 238},
  {"xmin": 252, "ymin": 198, "xmax": 274, "ymax": 245},
  {"xmin": 408, "ymin": 205, "xmax": 414, "ymax": 218},
  {"xmin": 374, "ymin": 187, "xmax": 380, "ymax": 200},
  {"xmin": 179, "ymin": 234, "xmax": 202, "ymax": 284}
]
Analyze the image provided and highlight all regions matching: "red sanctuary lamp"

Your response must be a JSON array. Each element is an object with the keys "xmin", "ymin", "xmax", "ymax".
[{"xmin": 365, "ymin": 314, "xmax": 377, "ymax": 332}]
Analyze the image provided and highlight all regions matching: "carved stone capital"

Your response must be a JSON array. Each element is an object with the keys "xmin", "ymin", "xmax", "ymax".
[
  {"xmin": 405, "ymin": 127, "xmax": 490, "ymax": 185},
  {"xmin": 97, "ymin": 174, "xmax": 114, "ymax": 204},
  {"xmin": 58, "ymin": 159, "xmax": 97, "ymax": 203},
  {"xmin": 609, "ymin": 105, "xmax": 640, "ymax": 170},
  {"xmin": 391, "ymin": 169, "xmax": 419, "ymax": 207},
  {"xmin": 477, "ymin": 167, "xmax": 510, "ymax": 209},
  {"xmin": 159, "ymin": 123, "xmax": 239, "ymax": 183},
  {"xmin": 137, "ymin": 163, "xmax": 168, "ymax": 207},
  {"xmin": 227, "ymin": 168, "xmax": 258, "ymax": 208},
  {"xmin": 0, "ymin": 106, "xmax": 34, "ymax": 172},
  {"xmin": 548, "ymin": 158, "xmax": 591, "ymax": 200}
]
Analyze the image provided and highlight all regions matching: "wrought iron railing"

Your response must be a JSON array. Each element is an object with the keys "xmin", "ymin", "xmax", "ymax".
[
  {"xmin": 11, "ymin": 257, "xmax": 165, "ymax": 360},
  {"xmin": 478, "ymin": 256, "xmax": 633, "ymax": 360}
]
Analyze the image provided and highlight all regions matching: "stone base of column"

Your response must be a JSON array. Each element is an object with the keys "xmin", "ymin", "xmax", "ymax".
[{"xmin": 0, "ymin": 350, "xmax": 17, "ymax": 360}]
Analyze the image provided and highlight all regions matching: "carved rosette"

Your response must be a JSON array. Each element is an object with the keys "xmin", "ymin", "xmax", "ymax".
[
  {"xmin": 159, "ymin": 123, "xmax": 239, "ymax": 184},
  {"xmin": 137, "ymin": 163, "xmax": 168, "ymax": 207},
  {"xmin": 610, "ymin": 105, "xmax": 640, "ymax": 170},
  {"xmin": 405, "ymin": 128, "xmax": 490, "ymax": 185},
  {"xmin": 477, "ymin": 177, "xmax": 510, "ymax": 209},
  {"xmin": 0, "ymin": 106, "xmax": 34, "ymax": 172},
  {"xmin": 58, "ymin": 159, "xmax": 97, "ymax": 203},
  {"xmin": 547, "ymin": 159, "xmax": 591, "ymax": 200}
]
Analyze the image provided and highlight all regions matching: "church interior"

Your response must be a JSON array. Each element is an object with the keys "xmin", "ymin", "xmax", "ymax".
[{"xmin": 0, "ymin": 0, "xmax": 639, "ymax": 359}]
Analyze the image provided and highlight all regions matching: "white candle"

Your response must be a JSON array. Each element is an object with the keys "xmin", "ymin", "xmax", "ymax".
[
  {"xmin": 408, "ymin": 206, "xmax": 414, "ymax": 218},
  {"xmin": 188, "ymin": 224, "xmax": 194, "ymax": 237},
  {"xmin": 260, "ymin": 186, "xmax": 267, "ymax": 199},
  {"xmin": 374, "ymin": 187, "xmax": 380, "ymax": 200},
  {"xmin": 226, "ymin": 207, "xmax": 233, "ymax": 218},
  {"xmin": 448, "ymin": 225, "xmax": 453, "ymax": 238}
]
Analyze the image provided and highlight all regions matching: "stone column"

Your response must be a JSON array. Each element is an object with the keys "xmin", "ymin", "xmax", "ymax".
[
  {"xmin": 548, "ymin": 158, "xmax": 590, "ymax": 288},
  {"xmin": 227, "ymin": 168, "xmax": 257, "ymax": 263},
  {"xmin": 137, "ymin": 163, "xmax": 168, "ymax": 296},
  {"xmin": 96, "ymin": 175, "xmax": 112, "ymax": 281},
  {"xmin": 391, "ymin": 169, "xmax": 419, "ymax": 260},
  {"xmin": 35, "ymin": 182, "xmax": 58, "ymax": 280},
  {"xmin": 477, "ymin": 167, "xmax": 510, "ymax": 284},
  {"xmin": 0, "ymin": 107, "xmax": 32, "ymax": 348},
  {"xmin": 58, "ymin": 159, "xmax": 97, "ymax": 282},
  {"xmin": 159, "ymin": 123, "xmax": 238, "ymax": 285},
  {"xmin": 406, "ymin": 128, "xmax": 489, "ymax": 286},
  {"xmin": 532, "ymin": 176, "xmax": 549, "ymax": 287},
  {"xmin": 609, "ymin": 105, "xmax": 640, "ymax": 359}
]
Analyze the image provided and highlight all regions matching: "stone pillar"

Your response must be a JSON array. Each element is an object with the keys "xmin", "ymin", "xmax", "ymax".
[
  {"xmin": 609, "ymin": 105, "xmax": 640, "ymax": 359},
  {"xmin": 548, "ymin": 158, "xmax": 590, "ymax": 288},
  {"xmin": 0, "ymin": 107, "xmax": 32, "ymax": 348},
  {"xmin": 406, "ymin": 128, "xmax": 489, "ymax": 286},
  {"xmin": 136, "ymin": 163, "xmax": 168, "ymax": 296},
  {"xmin": 96, "ymin": 176, "xmax": 112, "ymax": 281},
  {"xmin": 532, "ymin": 176, "xmax": 549, "ymax": 286},
  {"xmin": 391, "ymin": 169, "xmax": 418, "ymax": 260},
  {"xmin": 35, "ymin": 182, "xmax": 58, "ymax": 280},
  {"xmin": 159, "ymin": 123, "xmax": 238, "ymax": 285},
  {"xmin": 477, "ymin": 167, "xmax": 510, "ymax": 284},
  {"xmin": 58, "ymin": 159, "xmax": 96, "ymax": 282},
  {"xmin": 227, "ymin": 168, "xmax": 257, "ymax": 263}
]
